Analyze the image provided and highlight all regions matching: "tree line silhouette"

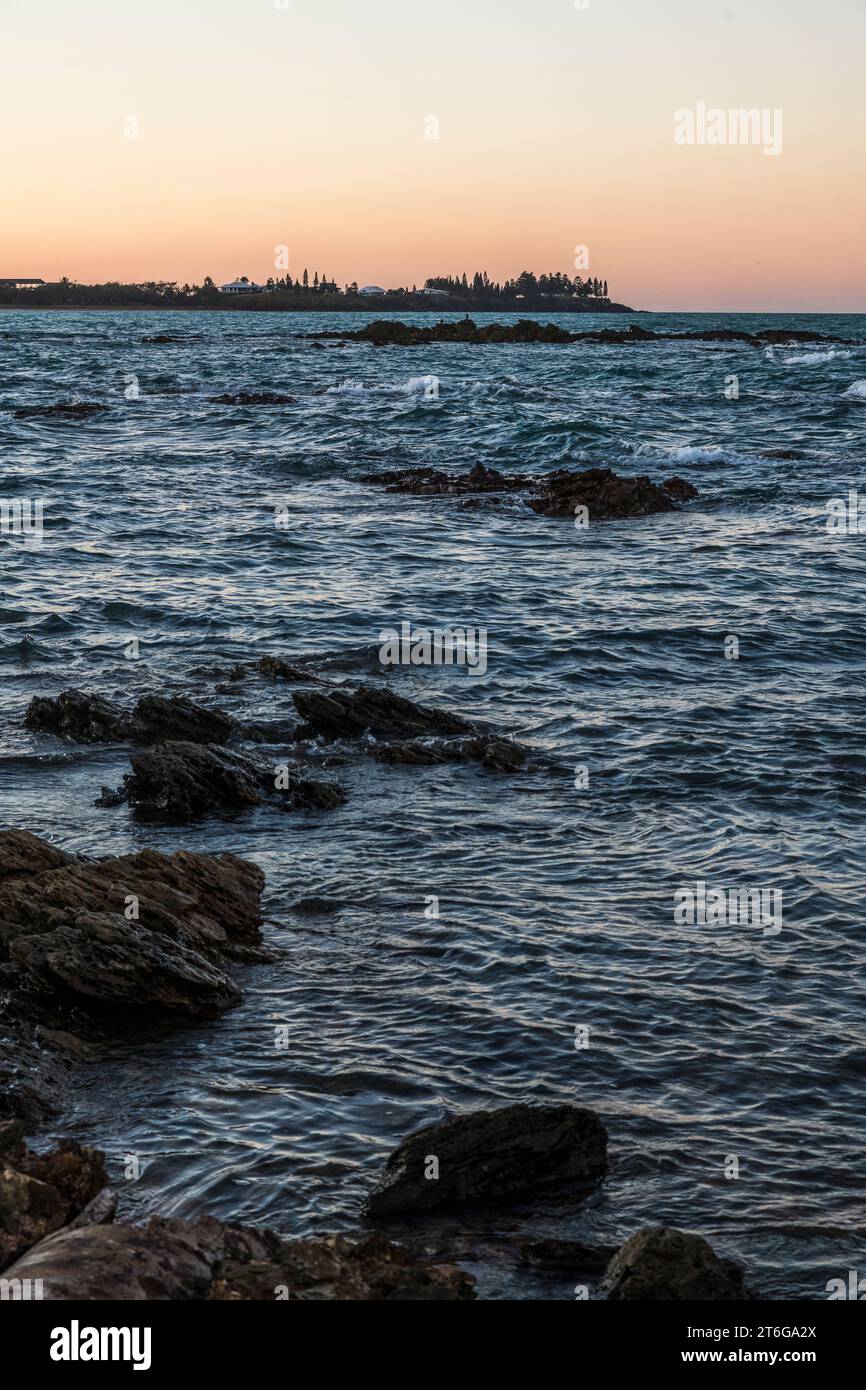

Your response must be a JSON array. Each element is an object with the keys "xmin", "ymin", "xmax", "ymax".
[{"xmin": 0, "ymin": 269, "xmax": 618, "ymax": 310}]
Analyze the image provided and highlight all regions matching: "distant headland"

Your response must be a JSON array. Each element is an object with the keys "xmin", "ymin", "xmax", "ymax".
[{"xmin": 0, "ymin": 270, "xmax": 633, "ymax": 313}]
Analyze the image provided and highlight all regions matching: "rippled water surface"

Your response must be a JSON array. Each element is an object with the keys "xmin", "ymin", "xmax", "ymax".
[{"xmin": 2, "ymin": 308, "xmax": 865, "ymax": 1299}]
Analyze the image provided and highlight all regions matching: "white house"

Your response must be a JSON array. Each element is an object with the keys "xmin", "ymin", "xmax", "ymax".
[
  {"xmin": 422, "ymin": 287, "xmax": 450, "ymax": 297},
  {"xmin": 358, "ymin": 285, "xmax": 386, "ymax": 297},
  {"xmin": 219, "ymin": 278, "xmax": 263, "ymax": 295}
]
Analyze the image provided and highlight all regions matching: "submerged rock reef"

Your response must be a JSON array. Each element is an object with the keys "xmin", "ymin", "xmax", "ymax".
[
  {"xmin": 361, "ymin": 462, "xmax": 698, "ymax": 520},
  {"xmin": 306, "ymin": 317, "xmax": 859, "ymax": 349}
]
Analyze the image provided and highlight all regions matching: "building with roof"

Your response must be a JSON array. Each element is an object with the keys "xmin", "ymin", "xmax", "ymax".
[{"xmin": 219, "ymin": 278, "xmax": 263, "ymax": 295}]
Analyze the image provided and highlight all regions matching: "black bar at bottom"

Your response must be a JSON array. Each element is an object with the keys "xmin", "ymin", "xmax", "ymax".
[{"xmin": 0, "ymin": 1297, "xmax": 856, "ymax": 1376}]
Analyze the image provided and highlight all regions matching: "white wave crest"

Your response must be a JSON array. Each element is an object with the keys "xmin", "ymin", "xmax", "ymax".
[
  {"xmin": 783, "ymin": 349, "xmax": 853, "ymax": 365},
  {"xmin": 325, "ymin": 376, "xmax": 440, "ymax": 397},
  {"xmin": 844, "ymin": 379, "xmax": 866, "ymax": 400}
]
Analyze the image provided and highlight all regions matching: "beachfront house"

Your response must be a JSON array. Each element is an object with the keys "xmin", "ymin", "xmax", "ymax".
[
  {"xmin": 359, "ymin": 285, "xmax": 386, "ymax": 297},
  {"xmin": 0, "ymin": 278, "xmax": 46, "ymax": 289},
  {"xmin": 219, "ymin": 277, "xmax": 263, "ymax": 295}
]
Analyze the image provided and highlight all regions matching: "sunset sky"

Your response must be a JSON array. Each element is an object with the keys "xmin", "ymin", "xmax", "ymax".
[{"xmin": 2, "ymin": 0, "xmax": 864, "ymax": 310}]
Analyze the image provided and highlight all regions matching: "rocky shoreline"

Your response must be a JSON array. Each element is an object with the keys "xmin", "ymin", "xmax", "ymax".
[
  {"xmin": 2, "ymin": 664, "xmax": 757, "ymax": 1300},
  {"xmin": 1, "ymin": 822, "xmax": 755, "ymax": 1301}
]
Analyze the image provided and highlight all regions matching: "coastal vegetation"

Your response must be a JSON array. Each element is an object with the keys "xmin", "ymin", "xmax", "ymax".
[{"xmin": 0, "ymin": 270, "xmax": 629, "ymax": 313}]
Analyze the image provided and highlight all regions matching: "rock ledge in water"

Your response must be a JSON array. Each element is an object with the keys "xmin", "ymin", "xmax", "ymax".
[
  {"xmin": 361, "ymin": 463, "xmax": 697, "ymax": 521},
  {"xmin": 25, "ymin": 690, "xmax": 239, "ymax": 746},
  {"xmin": 0, "ymin": 829, "xmax": 266, "ymax": 1021},
  {"xmin": 366, "ymin": 1103, "xmax": 608, "ymax": 1217}
]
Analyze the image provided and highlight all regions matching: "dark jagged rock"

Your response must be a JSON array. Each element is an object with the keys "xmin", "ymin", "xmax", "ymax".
[
  {"xmin": 0, "ymin": 832, "xmax": 266, "ymax": 1122},
  {"xmin": 133, "ymin": 694, "xmax": 236, "ymax": 745},
  {"xmin": 601, "ymin": 1227, "xmax": 752, "ymax": 1301},
  {"xmin": 366, "ymin": 1104, "xmax": 608, "ymax": 1217},
  {"xmin": 362, "ymin": 463, "xmax": 694, "ymax": 521},
  {"xmin": 529, "ymin": 467, "xmax": 678, "ymax": 519},
  {"xmin": 114, "ymin": 741, "xmax": 345, "ymax": 819},
  {"xmin": 25, "ymin": 690, "xmax": 138, "ymax": 742},
  {"xmin": 308, "ymin": 318, "xmax": 574, "ymax": 347},
  {"xmin": 12, "ymin": 401, "xmax": 107, "ymax": 420},
  {"xmin": 0, "ymin": 830, "xmax": 266, "ymax": 963},
  {"xmin": 0, "ymin": 1134, "xmax": 108, "ymax": 1272},
  {"xmin": 661, "ymin": 476, "xmax": 699, "ymax": 502},
  {"xmin": 208, "ymin": 391, "xmax": 295, "ymax": 406},
  {"xmin": 363, "ymin": 462, "xmax": 519, "ymax": 498},
  {"xmin": 280, "ymin": 773, "xmax": 348, "ymax": 811},
  {"xmin": 292, "ymin": 685, "xmax": 530, "ymax": 775},
  {"xmin": 3, "ymin": 1213, "xmax": 474, "ymax": 1300},
  {"xmin": 11, "ymin": 913, "xmax": 244, "ymax": 1018},
  {"xmin": 122, "ymin": 741, "xmax": 266, "ymax": 819},
  {"xmin": 293, "ymin": 685, "xmax": 474, "ymax": 741},
  {"xmin": 26, "ymin": 690, "xmax": 239, "ymax": 746},
  {"xmin": 255, "ymin": 655, "xmax": 311, "ymax": 682}
]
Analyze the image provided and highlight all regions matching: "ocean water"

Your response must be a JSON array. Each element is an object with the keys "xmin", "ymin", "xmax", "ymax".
[{"xmin": 1, "ymin": 307, "xmax": 865, "ymax": 1300}]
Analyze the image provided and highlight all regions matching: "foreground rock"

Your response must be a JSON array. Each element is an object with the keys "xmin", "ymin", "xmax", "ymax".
[
  {"xmin": 601, "ymin": 1227, "xmax": 753, "ymax": 1300},
  {"xmin": 26, "ymin": 690, "xmax": 238, "ymax": 745},
  {"xmin": 3, "ymin": 1213, "xmax": 474, "ymax": 1300},
  {"xmin": 308, "ymin": 318, "xmax": 857, "ymax": 350},
  {"xmin": 0, "ymin": 1126, "xmax": 109, "ymax": 1270},
  {"xmin": 366, "ymin": 1104, "xmax": 608, "ymax": 1217},
  {"xmin": 361, "ymin": 463, "xmax": 697, "ymax": 521},
  {"xmin": 105, "ymin": 740, "xmax": 346, "ymax": 819},
  {"xmin": 0, "ymin": 829, "xmax": 266, "ymax": 1024}
]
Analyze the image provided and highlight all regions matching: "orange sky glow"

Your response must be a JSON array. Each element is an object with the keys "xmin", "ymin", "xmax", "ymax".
[{"xmin": 2, "ymin": 0, "xmax": 864, "ymax": 311}]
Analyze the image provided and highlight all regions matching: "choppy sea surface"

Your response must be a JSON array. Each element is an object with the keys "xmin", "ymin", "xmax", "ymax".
[{"xmin": 1, "ymin": 308, "xmax": 865, "ymax": 1299}]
